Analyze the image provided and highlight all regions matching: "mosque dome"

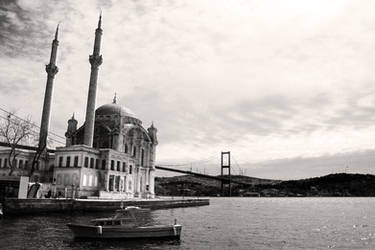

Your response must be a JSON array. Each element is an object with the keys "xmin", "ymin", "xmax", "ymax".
[{"xmin": 95, "ymin": 103, "xmax": 136, "ymax": 118}]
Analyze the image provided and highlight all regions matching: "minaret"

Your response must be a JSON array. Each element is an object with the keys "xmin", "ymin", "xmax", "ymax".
[
  {"xmin": 147, "ymin": 122, "xmax": 158, "ymax": 164},
  {"xmin": 65, "ymin": 113, "xmax": 78, "ymax": 147},
  {"xmin": 83, "ymin": 14, "xmax": 103, "ymax": 147},
  {"xmin": 113, "ymin": 92, "xmax": 117, "ymax": 104},
  {"xmin": 38, "ymin": 25, "xmax": 59, "ymax": 151}
]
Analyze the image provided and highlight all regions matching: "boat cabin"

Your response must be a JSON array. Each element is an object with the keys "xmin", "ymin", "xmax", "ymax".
[
  {"xmin": 92, "ymin": 217, "xmax": 136, "ymax": 227},
  {"xmin": 90, "ymin": 206, "xmax": 147, "ymax": 227}
]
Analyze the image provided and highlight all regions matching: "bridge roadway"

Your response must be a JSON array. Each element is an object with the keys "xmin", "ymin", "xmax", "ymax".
[
  {"xmin": 0, "ymin": 142, "xmax": 55, "ymax": 153},
  {"xmin": 155, "ymin": 165, "xmax": 253, "ymax": 186}
]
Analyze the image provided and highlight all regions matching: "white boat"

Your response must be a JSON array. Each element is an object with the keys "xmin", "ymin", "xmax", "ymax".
[{"xmin": 67, "ymin": 206, "xmax": 182, "ymax": 239}]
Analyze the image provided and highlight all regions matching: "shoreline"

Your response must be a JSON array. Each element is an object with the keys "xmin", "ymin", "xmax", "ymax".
[{"xmin": 3, "ymin": 197, "xmax": 209, "ymax": 215}]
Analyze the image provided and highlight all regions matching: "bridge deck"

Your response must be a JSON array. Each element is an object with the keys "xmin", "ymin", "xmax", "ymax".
[{"xmin": 155, "ymin": 165, "xmax": 252, "ymax": 186}]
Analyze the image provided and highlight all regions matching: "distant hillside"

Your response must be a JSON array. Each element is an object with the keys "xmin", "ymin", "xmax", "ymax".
[
  {"xmin": 155, "ymin": 173, "xmax": 375, "ymax": 197},
  {"xmin": 155, "ymin": 174, "xmax": 280, "ymax": 196}
]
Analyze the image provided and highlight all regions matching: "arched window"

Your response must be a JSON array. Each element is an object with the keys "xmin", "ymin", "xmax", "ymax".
[
  {"xmin": 125, "ymin": 144, "xmax": 128, "ymax": 153},
  {"xmin": 141, "ymin": 149, "xmax": 145, "ymax": 166},
  {"xmin": 66, "ymin": 156, "xmax": 71, "ymax": 167},
  {"xmin": 58, "ymin": 157, "xmax": 63, "ymax": 167},
  {"xmin": 74, "ymin": 156, "xmax": 79, "ymax": 167},
  {"xmin": 129, "ymin": 165, "xmax": 133, "ymax": 174}
]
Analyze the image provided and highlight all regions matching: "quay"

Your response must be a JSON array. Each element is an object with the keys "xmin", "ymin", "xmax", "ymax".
[{"xmin": 3, "ymin": 197, "xmax": 209, "ymax": 215}]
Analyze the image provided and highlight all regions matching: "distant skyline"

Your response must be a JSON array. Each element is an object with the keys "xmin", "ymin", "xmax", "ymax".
[{"xmin": 2, "ymin": 0, "xmax": 375, "ymax": 179}]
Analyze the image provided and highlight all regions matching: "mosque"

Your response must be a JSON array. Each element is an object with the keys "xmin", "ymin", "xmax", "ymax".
[{"xmin": 0, "ymin": 15, "xmax": 157, "ymax": 199}]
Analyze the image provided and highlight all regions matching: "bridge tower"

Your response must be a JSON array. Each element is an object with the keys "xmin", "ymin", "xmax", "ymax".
[{"xmin": 221, "ymin": 151, "xmax": 231, "ymax": 197}]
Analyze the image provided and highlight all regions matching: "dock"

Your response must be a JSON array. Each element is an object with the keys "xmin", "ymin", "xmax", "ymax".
[{"xmin": 3, "ymin": 197, "xmax": 209, "ymax": 215}]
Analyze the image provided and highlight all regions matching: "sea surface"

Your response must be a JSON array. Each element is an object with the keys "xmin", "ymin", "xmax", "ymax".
[{"xmin": 0, "ymin": 197, "xmax": 375, "ymax": 249}]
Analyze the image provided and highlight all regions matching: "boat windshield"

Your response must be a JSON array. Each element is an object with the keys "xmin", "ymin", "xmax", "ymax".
[{"xmin": 91, "ymin": 207, "xmax": 149, "ymax": 226}]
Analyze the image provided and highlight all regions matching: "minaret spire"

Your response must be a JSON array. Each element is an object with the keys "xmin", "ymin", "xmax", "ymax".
[
  {"xmin": 98, "ymin": 11, "xmax": 102, "ymax": 29},
  {"xmin": 83, "ymin": 14, "xmax": 103, "ymax": 147},
  {"xmin": 55, "ymin": 24, "xmax": 59, "ymax": 40},
  {"xmin": 38, "ymin": 25, "xmax": 59, "ymax": 151}
]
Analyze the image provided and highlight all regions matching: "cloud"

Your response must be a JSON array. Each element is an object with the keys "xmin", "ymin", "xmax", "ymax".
[
  {"xmin": 2, "ymin": 0, "xmax": 375, "ymax": 178},
  {"xmin": 243, "ymin": 149, "xmax": 375, "ymax": 180}
]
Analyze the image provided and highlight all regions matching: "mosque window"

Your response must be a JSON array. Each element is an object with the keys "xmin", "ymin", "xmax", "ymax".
[
  {"xmin": 95, "ymin": 159, "xmax": 99, "ymax": 169},
  {"xmin": 58, "ymin": 157, "xmax": 63, "ymax": 167},
  {"xmin": 122, "ymin": 162, "xmax": 126, "ymax": 172},
  {"xmin": 66, "ymin": 156, "xmax": 71, "ymax": 167},
  {"xmin": 74, "ymin": 156, "xmax": 79, "ymax": 167},
  {"xmin": 88, "ymin": 175, "xmax": 93, "ymax": 186},
  {"xmin": 25, "ymin": 160, "xmax": 28, "ymax": 169},
  {"xmin": 129, "ymin": 165, "xmax": 133, "ymax": 174},
  {"xmin": 117, "ymin": 161, "xmax": 120, "ymax": 171},
  {"xmin": 125, "ymin": 144, "xmax": 128, "ymax": 153},
  {"xmin": 83, "ymin": 174, "xmax": 87, "ymax": 186},
  {"xmin": 102, "ymin": 159, "xmax": 106, "ymax": 170},
  {"xmin": 132, "ymin": 146, "xmax": 136, "ymax": 157},
  {"xmin": 56, "ymin": 174, "xmax": 62, "ymax": 185},
  {"xmin": 4, "ymin": 159, "xmax": 7, "ymax": 168},
  {"xmin": 111, "ymin": 160, "xmax": 115, "ymax": 170},
  {"xmin": 109, "ymin": 175, "xmax": 114, "ymax": 191},
  {"xmin": 141, "ymin": 149, "xmax": 145, "ymax": 166},
  {"xmin": 84, "ymin": 157, "xmax": 89, "ymax": 168},
  {"xmin": 123, "ymin": 176, "xmax": 127, "ymax": 192},
  {"xmin": 90, "ymin": 158, "xmax": 94, "ymax": 168},
  {"xmin": 19, "ymin": 160, "xmax": 23, "ymax": 169}
]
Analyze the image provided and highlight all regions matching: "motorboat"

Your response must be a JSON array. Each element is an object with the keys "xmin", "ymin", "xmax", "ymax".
[{"xmin": 67, "ymin": 206, "xmax": 182, "ymax": 239}]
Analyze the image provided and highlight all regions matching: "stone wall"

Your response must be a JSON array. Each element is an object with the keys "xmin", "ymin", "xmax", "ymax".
[{"xmin": 3, "ymin": 197, "xmax": 210, "ymax": 215}]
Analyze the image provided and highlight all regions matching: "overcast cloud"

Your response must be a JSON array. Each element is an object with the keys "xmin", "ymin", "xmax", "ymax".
[{"xmin": 2, "ymin": 0, "xmax": 375, "ymax": 179}]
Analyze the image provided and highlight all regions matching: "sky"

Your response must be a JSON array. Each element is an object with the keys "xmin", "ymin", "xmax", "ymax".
[{"xmin": 2, "ymin": 0, "xmax": 375, "ymax": 179}]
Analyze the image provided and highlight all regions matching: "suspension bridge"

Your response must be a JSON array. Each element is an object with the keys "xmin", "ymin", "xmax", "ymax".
[{"xmin": 156, "ymin": 152, "xmax": 250, "ymax": 196}]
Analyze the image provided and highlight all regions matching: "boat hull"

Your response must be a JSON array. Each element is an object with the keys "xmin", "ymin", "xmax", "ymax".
[{"xmin": 67, "ymin": 223, "xmax": 182, "ymax": 239}]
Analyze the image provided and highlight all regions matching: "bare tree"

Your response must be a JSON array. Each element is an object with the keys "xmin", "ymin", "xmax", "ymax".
[
  {"xmin": 0, "ymin": 113, "xmax": 33, "ymax": 176},
  {"xmin": 29, "ymin": 135, "xmax": 54, "ymax": 178}
]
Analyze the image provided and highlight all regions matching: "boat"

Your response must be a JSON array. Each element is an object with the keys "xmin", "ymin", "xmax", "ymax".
[{"xmin": 67, "ymin": 206, "xmax": 182, "ymax": 239}]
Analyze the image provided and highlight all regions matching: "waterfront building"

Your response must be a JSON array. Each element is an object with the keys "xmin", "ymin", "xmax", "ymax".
[{"xmin": 0, "ymin": 15, "xmax": 157, "ymax": 199}]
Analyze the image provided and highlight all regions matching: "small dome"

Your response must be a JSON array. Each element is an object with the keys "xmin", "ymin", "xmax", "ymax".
[{"xmin": 95, "ymin": 103, "xmax": 136, "ymax": 118}]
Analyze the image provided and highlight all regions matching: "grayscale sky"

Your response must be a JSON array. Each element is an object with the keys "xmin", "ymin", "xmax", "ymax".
[{"xmin": 1, "ymin": 0, "xmax": 375, "ymax": 179}]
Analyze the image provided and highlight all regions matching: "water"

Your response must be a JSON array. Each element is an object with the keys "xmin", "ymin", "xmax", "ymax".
[{"xmin": 1, "ymin": 198, "xmax": 375, "ymax": 249}]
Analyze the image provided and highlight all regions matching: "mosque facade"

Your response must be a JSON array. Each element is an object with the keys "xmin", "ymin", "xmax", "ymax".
[{"xmin": 0, "ymin": 15, "xmax": 157, "ymax": 199}]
